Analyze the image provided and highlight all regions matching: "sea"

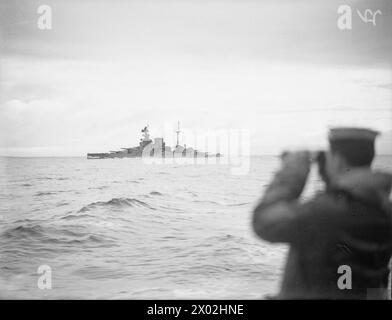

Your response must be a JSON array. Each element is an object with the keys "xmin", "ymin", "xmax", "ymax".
[{"xmin": 0, "ymin": 155, "xmax": 391, "ymax": 299}]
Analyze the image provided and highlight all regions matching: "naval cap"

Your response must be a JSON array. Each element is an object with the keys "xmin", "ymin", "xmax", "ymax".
[{"xmin": 328, "ymin": 127, "xmax": 380, "ymax": 142}]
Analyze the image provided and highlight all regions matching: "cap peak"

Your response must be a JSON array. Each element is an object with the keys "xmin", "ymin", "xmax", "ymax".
[{"xmin": 328, "ymin": 127, "xmax": 379, "ymax": 141}]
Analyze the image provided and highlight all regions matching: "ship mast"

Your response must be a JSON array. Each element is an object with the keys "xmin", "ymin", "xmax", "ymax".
[
  {"xmin": 141, "ymin": 125, "xmax": 151, "ymax": 141},
  {"xmin": 175, "ymin": 121, "xmax": 181, "ymax": 148}
]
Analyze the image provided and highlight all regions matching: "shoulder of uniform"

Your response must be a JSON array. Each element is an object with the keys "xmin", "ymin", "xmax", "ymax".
[{"xmin": 305, "ymin": 190, "xmax": 349, "ymax": 214}]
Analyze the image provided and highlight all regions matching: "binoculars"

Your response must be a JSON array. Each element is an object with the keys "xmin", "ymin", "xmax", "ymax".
[
  {"xmin": 281, "ymin": 150, "xmax": 327, "ymax": 178},
  {"xmin": 311, "ymin": 151, "xmax": 328, "ymax": 181},
  {"xmin": 311, "ymin": 150, "xmax": 326, "ymax": 168}
]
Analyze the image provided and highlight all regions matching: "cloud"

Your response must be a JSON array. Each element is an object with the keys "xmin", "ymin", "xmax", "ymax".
[{"xmin": 2, "ymin": 0, "xmax": 392, "ymax": 66}]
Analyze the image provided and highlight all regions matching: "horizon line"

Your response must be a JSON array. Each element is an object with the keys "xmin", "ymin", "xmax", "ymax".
[{"xmin": 1, "ymin": 154, "xmax": 392, "ymax": 158}]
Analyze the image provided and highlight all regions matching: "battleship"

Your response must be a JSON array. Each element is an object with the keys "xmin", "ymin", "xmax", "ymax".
[{"xmin": 87, "ymin": 122, "xmax": 222, "ymax": 159}]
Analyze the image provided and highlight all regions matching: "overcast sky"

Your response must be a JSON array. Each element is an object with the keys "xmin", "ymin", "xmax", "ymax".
[{"xmin": 0, "ymin": 0, "xmax": 391, "ymax": 156}]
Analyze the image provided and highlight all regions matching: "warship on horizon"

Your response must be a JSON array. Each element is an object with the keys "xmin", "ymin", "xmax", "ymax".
[{"xmin": 87, "ymin": 122, "xmax": 222, "ymax": 159}]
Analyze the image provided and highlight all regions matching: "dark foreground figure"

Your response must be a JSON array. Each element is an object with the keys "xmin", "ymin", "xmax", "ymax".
[{"xmin": 253, "ymin": 128, "xmax": 392, "ymax": 299}]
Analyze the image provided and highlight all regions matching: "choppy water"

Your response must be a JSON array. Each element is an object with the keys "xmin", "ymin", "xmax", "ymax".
[{"xmin": 0, "ymin": 156, "xmax": 391, "ymax": 299}]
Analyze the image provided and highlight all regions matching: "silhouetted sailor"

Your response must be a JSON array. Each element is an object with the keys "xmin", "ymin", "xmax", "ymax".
[{"xmin": 253, "ymin": 127, "xmax": 392, "ymax": 299}]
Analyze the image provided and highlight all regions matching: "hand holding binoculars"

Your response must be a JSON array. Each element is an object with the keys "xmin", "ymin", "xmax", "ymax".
[{"xmin": 280, "ymin": 150, "xmax": 327, "ymax": 177}]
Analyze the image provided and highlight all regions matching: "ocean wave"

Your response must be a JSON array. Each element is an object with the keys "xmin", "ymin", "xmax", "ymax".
[
  {"xmin": 201, "ymin": 234, "xmax": 252, "ymax": 248},
  {"xmin": 37, "ymin": 177, "xmax": 69, "ymax": 181},
  {"xmin": 227, "ymin": 202, "xmax": 251, "ymax": 207},
  {"xmin": 192, "ymin": 199, "xmax": 251, "ymax": 207},
  {"xmin": 1, "ymin": 225, "xmax": 45, "ymax": 239},
  {"xmin": 49, "ymin": 234, "xmax": 109, "ymax": 245},
  {"xmin": 56, "ymin": 202, "xmax": 69, "ymax": 207},
  {"xmin": 127, "ymin": 180, "xmax": 140, "ymax": 184},
  {"xmin": 88, "ymin": 185, "xmax": 109, "ymax": 190},
  {"xmin": 0, "ymin": 224, "xmax": 113, "ymax": 246},
  {"xmin": 78, "ymin": 197, "xmax": 156, "ymax": 213},
  {"xmin": 192, "ymin": 199, "xmax": 222, "ymax": 205},
  {"xmin": 35, "ymin": 191, "xmax": 57, "ymax": 197},
  {"xmin": 149, "ymin": 191, "xmax": 163, "ymax": 196},
  {"xmin": 61, "ymin": 213, "xmax": 92, "ymax": 221}
]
